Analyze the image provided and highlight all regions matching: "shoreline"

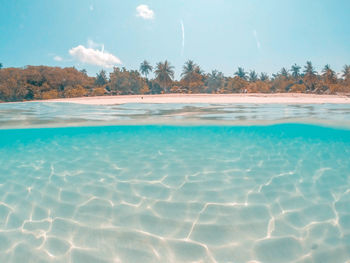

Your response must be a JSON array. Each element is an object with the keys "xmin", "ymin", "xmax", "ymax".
[{"xmin": 6, "ymin": 93, "xmax": 350, "ymax": 105}]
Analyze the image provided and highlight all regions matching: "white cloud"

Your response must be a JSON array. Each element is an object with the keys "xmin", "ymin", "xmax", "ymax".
[
  {"xmin": 87, "ymin": 39, "xmax": 104, "ymax": 51},
  {"xmin": 89, "ymin": 4, "xmax": 94, "ymax": 11},
  {"xmin": 253, "ymin": 30, "xmax": 261, "ymax": 49},
  {"xmin": 53, "ymin": 56, "xmax": 63, "ymax": 62},
  {"xmin": 181, "ymin": 20, "xmax": 185, "ymax": 56},
  {"xmin": 69, "ymin": 44, "xmax": 122, "ymax": 68},
  {"xmin": 136, "ymin": 5, "xmax": 154, "ymax": 20}
]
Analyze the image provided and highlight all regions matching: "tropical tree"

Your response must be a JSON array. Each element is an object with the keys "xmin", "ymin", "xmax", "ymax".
[
  {"xmin": 280, "ymin": 67, "xmax": 289, "ymax": 79},
  {"xmin": 322, "ymin": 64, "xmax": 337, "ymax": 84},
  {"xmin": 80, "ymin": 69, "xmax": 87, "ymax": 75},
  {"xmin": 95, "ymin": 70, "xmax": 108, "ymax": 86},
  {"xmin": 271, "ymin": 68, "xmax": 293, "ymax": 92},
  {"xmin": 342, "ymin": 65, "xmax": 350, "ymax": 82},
  {"xmin": 194, "ymin": 65, "xmax": 204, "ymax": 75},
  {"xmin": 291, "ymin": 64, "xmax": 301, "ymax": 79},
  {"xmin": 247, "ymin": 81, "xmax": 271, "ymax": 93},
  {"xmin": 206, "ymin": 70, "xmax": 224, "ymax": 93},
  {"xmin": 303, "ymin": 61, "xmax": 318, "ymax": 91},
  {"xmin": 248, "ymin": 70, "xmax": 258, "ymax": 82},
  {"xmin": 109, "ymin": 67, "xmax": 146, "ymax": 95},
  {"xmin": 260, "ymin": 73, "xmax": 269, "ymax": 81},
  {"xmin": 304, "ymin": 61, "xmax": 316, "ymax": 75},
  {"xmin": 140, "ymin": 60, "xmax": 153, "ymax": 78},
  {"xmin": 0, "ymin": 63, "xmax": 2, "ymax": 70},
  {"xmin": 234, "ymin": 67, "xmax": 247, "ymax": 80},
  {"xmin": 181, "ymin": 60, "xmax": 197, "ymax": 80},
  {"xmin": 180, "ymin": 60, "xmax": 204, "ymax": 93},
  {"xmin": 154, "ymin": 60, "xmax": 175, "ymax": 92},
  {"xmin": 225, "ymin": 76, "xmax": 248, "ymax": 93},
  {"xmin": 0, "ymin": 66, "xmax": 93, "ymax": 101}
]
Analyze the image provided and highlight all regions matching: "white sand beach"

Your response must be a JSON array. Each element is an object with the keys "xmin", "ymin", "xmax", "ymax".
[{"xmin": 42, "ymin": 93, "xmax": 350, "ymax": 105}]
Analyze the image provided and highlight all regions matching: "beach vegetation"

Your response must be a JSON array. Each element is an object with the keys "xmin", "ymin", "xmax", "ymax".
[
  {"xmin": 140, "ymin": 60, "xmax": 153, "ymax": 79},
  {"xmin": 234, "ymin": 67, "xmax": 247, "ymax": 80},
  {"xmin": 248, "ymin": 70, "xmax": 258, "ymax": 82},
  {"xmin": 95, "ymin": 70, "xmax": 108, "ymax": 86},
  {"xmin": 154, "ymin": 60, "xmax": 175, "ymax": 93},
  {"xmin": 0, "ymin": 61, "xmax": 350, "ymax": 102}
]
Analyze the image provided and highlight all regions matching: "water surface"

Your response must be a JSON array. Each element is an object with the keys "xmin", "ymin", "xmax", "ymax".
[
  {"xmin": 1, "ymin": 102, "xmax": 350, "ymax": 128},
  {"xmin": 0, "ymin": 103, "xmax": 349, "ymax": 262}
]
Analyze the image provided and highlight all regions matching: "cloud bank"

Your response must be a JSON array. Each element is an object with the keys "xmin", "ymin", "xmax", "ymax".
[
  {"xmin": 69, "ymin": 44, "xmax": 121, "ymax": 68},
  {"xmin": 136, "ymin": 5, "xmax": 154, "ymax": 20},
  {"xmin": 88, "ymin": 39, "xmax": 104, "ymax": 51}
]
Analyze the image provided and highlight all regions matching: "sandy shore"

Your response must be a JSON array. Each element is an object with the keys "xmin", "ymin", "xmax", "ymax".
[{"xmin": 42, "ymin": 93, "xmax": 350, "ymax": 105}]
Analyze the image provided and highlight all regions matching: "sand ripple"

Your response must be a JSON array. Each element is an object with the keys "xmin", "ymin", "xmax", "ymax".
[{"xmin": 0, "ymin": 125, "xmax": 349, "ymax": 262}]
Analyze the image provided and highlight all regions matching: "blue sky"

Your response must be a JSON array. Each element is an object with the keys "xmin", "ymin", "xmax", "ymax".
[{"xmin": 1, "ymin": 0, "xmax": 349, "ymax": 78}]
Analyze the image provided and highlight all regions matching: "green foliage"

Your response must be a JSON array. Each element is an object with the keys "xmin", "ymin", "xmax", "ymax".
[
  {"xmin": 248, "ymin": 70, "xmax": 258, "ymax": 82},
  {"xmin": 0, "ymin": 66, "xmax": 93, "ymax": 101},
  {"xmin": 80, "ymin": 69, "xmax": 88, "ymax": 76},
  {"xmin": 280, "ymin": 68, "xmax": 289, "ymax": 79},
  {"xmin": 207, "ymin": 70, "xmax": 224, "ymax": 93},
  {"xmin": 342, "ymin": 65, "xmax": 350, "ymax": 83},
  {"xmin": 95, "ymin": 70, "xmax": 108, "ymax": 86},
  {"xmin": 140, "ymin": 60, "xmax": 153, "ymax": 78},
  {"xmin": 0, "ymin": 60, "xmax": 349, "ymax": 102},
  {"xmin": 260, "ymin": 73, "xmax": 269, "ymax": 81},
  {"xmin": 109, "ymin": 67, "xmax": 146, "ymax": 95},
  {"xmin": 322, "ymin": 64, "xmax": 337, "ymax": 84},
  {"xmin": 223, "ymin": 76, "xmax": 247, "ymax": 93},
  {"xmin": 291, "ymin": 64, "xmax": 301, "ymax": 80},
  {"xmin": 304, "ymin": 61, "xmax": 316, "ymax": 75},
  {"xmin": 154, "ymin": 60, "xmax": 175, "ymax": 92},
  {"xmin": 180, "ymin": 60, "xmax": 205, "ymax": 93},
  {"xmin": 303, "ymin": 61, "xmax": 318, "ymax": 91},
  {"xmin": 234, "ymin": 67, "xmax": 247, "ymax": 80}
]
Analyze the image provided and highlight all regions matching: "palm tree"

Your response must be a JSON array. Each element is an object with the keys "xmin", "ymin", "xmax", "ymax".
[
  {"xmin": 208, "ymin": 70, "xmax": 224, "ymax": 83},
  {"xmin": 181, "ymin": 60, "xmax": 197, "ymax": 81},
  {"xmin": 342, "ymin": 65, "xmax": 350, "ymax": 82},
  {"xmin": 207, "ymin": 70, "xmax": 224, "ymax": 92},
  {"xmin": 248, "ymin": 70, "xmax": 258, "ymax": 82},
  {"xmin": 194, "ymin": 65, "xmax": 204, "ymax": 75},
  {"xmin": 322, "ymin": 64, "xmax": 336, "ymax": 84},
  {"xmin": 303, "ymin": 61, "xmax": 317, "ymax": 91},
  {"xmin": 304, "ymin": 61, "xmax": 316, "ymax": 76},
  {"xmin": 80, "ymin": 69, "xmax": 87, "ymax": 75},
  {"xmin": 260, "ymin": 72, "xmax": 269, "ymax": 81},
  {"xmin": 0, "ymin": 63, "xmax": 2, "ymax": 69},
  {"xmin": 154, "ymin": 60, "xmax": 175, "ymax": 92},
  {"xmin": 140, "ymin": 60, "xmax": 153, "ymax": 78},
  {"xmin": 95, "ymin": 70, "xmax": 108, "ymax": 86},
  {"xmin": 280, "ymin": 67, "xmax": 289, "ymax": 79},
  {"xmin": 291, "ymin": 64, "xmax": 301, "ymax": 79},
  {"xmin": 234, "ymin": 67, "xmax": 247, "ymax": 80}
]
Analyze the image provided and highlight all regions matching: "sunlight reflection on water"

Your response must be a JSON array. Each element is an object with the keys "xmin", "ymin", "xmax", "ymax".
[
  {"xmin": 1, "ymin": 102, "xmax": 350, "ymax": 128},
  {"xmin": 0, "ymin": 103, "xmax": 350, "ymax": 262}
]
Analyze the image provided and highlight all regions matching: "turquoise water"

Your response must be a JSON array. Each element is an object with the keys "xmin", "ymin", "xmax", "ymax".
[{"xmin": 0, "ymin": 103, "xmax": 350, "ymax": 262}]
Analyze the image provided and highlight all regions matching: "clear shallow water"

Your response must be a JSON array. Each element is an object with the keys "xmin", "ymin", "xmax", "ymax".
[
  {"xmin": 0, "ymin": 124, "xmax": 350, "ymax": 262},
  {"xmin": 1, "ymin": 102, "xmax": 350, "ymax": 128},
  {"xmin": 1, "ymin": 102, "xmax": 350, "ymax": 262}
]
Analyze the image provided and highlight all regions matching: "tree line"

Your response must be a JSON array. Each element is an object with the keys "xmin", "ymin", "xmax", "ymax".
[{"xmin": 0, "ymin": 61, "xmax": 349, "ymax": 102}]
